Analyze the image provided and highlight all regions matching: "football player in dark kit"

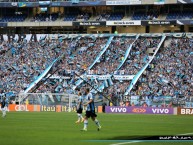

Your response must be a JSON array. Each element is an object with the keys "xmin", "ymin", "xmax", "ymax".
[
  {"xmin": 1, "ymin": 97, "xmax": 7, "ymax": 118},
  {"xmin": 75, "ymin": 91, "xmax": 84, "ymax": 123},
  {"xmin": 81, "ymin": 88, "xmax": 101, "ymax": 131}
]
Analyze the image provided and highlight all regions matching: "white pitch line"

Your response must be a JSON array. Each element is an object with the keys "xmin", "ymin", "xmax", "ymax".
[
  {"xmin": 178, "ymin": 132, "xmax": 193, "ymax": 135},
  {"xmin": 110, "ymin": 141, "xmax": 142, "ymax": 145},
  {"xmin": 110, "ymin": 132, "xmax": 193, "ymax": 145}
]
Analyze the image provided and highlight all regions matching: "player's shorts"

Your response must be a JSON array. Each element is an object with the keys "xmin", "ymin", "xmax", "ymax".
[
  {"xmin": 1, "ymin": 108, "xmax": 6, "ymax": 111},
  {"xmin": 77, "ymin": 108, "xmax": 83, "ymax": 114},
  {"xmin": 85, "ymin": 111, "xmax": 97, "ymax": 118}
]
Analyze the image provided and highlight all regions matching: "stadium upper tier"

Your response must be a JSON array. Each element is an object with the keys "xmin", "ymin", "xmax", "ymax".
[
  {"xmin": 0, "ymin": 34, "xmax": 192, "ymax": 107},
  {"xmin": 166, "ymin": 11, "xmax": 193, "ymax": 20},
  {"xmin": 0, "ymin": 10, "xmax": 193, "ymax": 22},
  {"xmin": 0, "ymin": 14, "xmax": 27, "ymax": 22}
]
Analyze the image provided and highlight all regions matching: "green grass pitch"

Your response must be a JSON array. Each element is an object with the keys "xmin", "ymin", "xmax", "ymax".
[{"xmin": 0, "ymin": 112, "xmax": 193, "ymax": 145}]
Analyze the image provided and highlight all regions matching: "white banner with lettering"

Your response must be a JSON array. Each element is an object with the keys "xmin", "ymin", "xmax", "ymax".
[
  {"xmin": 47, "ymin": 74, "xmax": 134, "ymax": 81},
  {"xmin": 1, "ymin": 33, "xmax": 193, "ymax": 43},
  {"xmin": 86, "ymin": 75, "xmax": 135, "ymax": 81},
  {"xmin": 106, "ymin": 21, "xmax": 141, "ymax": 26},
  {"xmin": 106, "ymin": 0, "xmax": 141, "ymax": 5}
]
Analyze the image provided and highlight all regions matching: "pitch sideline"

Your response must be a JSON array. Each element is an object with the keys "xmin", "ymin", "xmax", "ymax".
[{"xmin": 109, "ymin": 132, "xmax": 193, "ymax": 145}]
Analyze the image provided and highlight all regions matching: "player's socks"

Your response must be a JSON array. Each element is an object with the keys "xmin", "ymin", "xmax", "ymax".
[
  {"xmin": 94, "ymin": 119, "xmax": 101, "ymax": 131},
  {"xmin": 76, "ymin": 114, "xmax": 81, "ymax": 123},
  {"xmin": 2, "ymin": 110, "xmax": 6, "ymax": 118},
  {"xmin": 2, "ymin": 113, "xmax": 5, "ymax": 118},
  {"xmin": 78, "ymin": 114, "xmax": 81, "ymax": 121},
  {"xmin": 94, "ymin": 119, "xmax": 100, "ymax": 127},
  {"xmin": 83, "ymin": 120, "xmax": 88, "ymax": 130},
  {"xmin": 79, "ymin": 114, "xmax": 84, "ymax": 122},
  {"xmin": 79, "ymin": 114, "xmax": 83, "ymax": 119},
  {"xmin": 81, "ymin": 117, "xmax": 84, "ymax": 122}
]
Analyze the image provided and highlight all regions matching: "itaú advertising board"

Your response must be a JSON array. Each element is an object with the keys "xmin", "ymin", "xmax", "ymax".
[{"xmin": 105, "ymin": 106, "xmax": 173, "ymax": 115}]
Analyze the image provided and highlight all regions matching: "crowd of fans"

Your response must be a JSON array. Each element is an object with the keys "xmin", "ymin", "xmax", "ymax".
[
  {"xmin": 31, "ymin": 13, "xmax": 59, "ymax": 22},
  {"xmin": 0, "ymin": 35, "xmax": 192, "ymax": 107},
  {"xmin": 35, "ymin": 36, "xmax": 110, "ymax": 94},
  {"xmin": 120, "ymin": 37, "xmax": 161, "ymax": 75},
  {"xmin": 90, "ymin": 36, "xmax": 135, "ymax": 75},
  {"xmin": 0, "ymin": 37, "xmax": 68, "ymax": 93},
  {"xmin": 128, "ymin": 38, "xmax": 193, "ymax": 107}
]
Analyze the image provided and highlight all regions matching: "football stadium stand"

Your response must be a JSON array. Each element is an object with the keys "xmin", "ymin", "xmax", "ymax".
[{"xmin": 0, "ymin": 0, "xmax": 193, "ymax": 108}]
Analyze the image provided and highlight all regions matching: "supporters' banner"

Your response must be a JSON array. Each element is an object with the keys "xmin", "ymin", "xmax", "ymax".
[
  {"xmin": 0, "ymin": 34, "xmax": 70, "ymax": 42},
  {"xmin": 105, "ymin": 106, "xmax": 174, "ymax": 114},
  {"xmin": 107, "ymin": 77, "xmax": 113, "ymax": 86},
  {"xmin": 1, "ymin": 33, "xmax": 193, "ymax": 42},
  {"xmin": 97, "ymin": 83, "xmax": 105, "ymax": 93},
  {"xmin": 177, "ymin": 0, "xmax": 193, "ymax": 3},
  {"xmin": 165, "ymin": 33, "xmax": 193, "ymax": 38},
  {"xmin": 86, "ymin": 75, "xmax": 111, "ymax": 80},
  {"xmin": 177, "ymin": 108, "xmax": 193, "ymax": 115},
  {"xmin": 85, "ymin": 75, "xmax": 134, "ymax": 81},
  {"xmin": 106, "ymin": 21, "xmax": 141, "ymax": 26},
  {"xmin": 73, "ymin": 21, "xmax": 106, "ymax": 26},
  {"xmin": 106, "ymin": 0, "xmax": 141, "ymax": 5},
  {"xmin": 114, "ymin": 75, "xmax": 135, "ymax": 80},
  {"xmin": 177, "ymin": 20, "xmax": 193, "ymax": 25},
  {"xmin": 141, "ymin": 20, "xmax": 176, "ymax": 25},
  {"xmin": 47, "ymin": 75, "xmax": 70, "ymax": 79}
]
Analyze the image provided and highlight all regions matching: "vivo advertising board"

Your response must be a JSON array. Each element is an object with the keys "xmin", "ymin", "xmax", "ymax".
[{"xmin": 105, "ymin": 106, "xmax": 173, "ymax": 115}]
